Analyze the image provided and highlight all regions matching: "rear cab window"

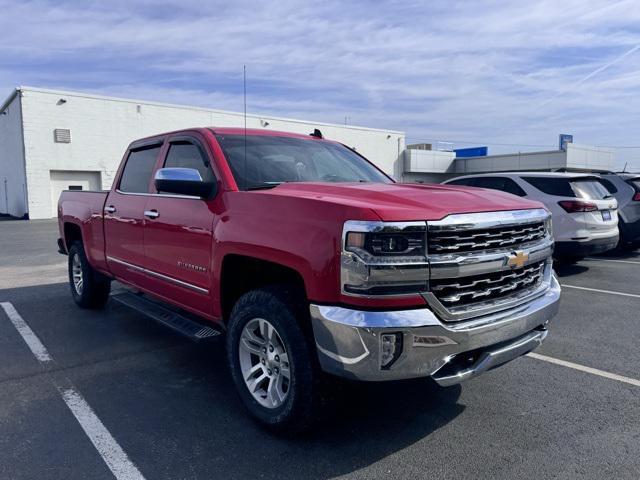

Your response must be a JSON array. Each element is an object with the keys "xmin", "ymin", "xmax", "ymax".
[{"xmin": 119, "ymin": 145, "xmax": 162, "ymax": 193}]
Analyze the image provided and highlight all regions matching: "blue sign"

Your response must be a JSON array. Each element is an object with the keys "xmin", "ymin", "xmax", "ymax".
[
  {"xmin": 454, "ymin": 146, "xmax": 488, "ymax": 158},
  {"xmin": 559, "ymin": 134, "xmax": 573, "ymax": 151}
]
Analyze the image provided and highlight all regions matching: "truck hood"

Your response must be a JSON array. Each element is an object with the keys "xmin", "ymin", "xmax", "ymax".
[{"xmin": 258, "ymin": 182, "xmax": 544, "ymax": 221}]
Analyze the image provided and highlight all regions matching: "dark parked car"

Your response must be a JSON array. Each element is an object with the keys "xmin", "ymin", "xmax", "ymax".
[{"xmin": 597, "ymin": 173, "xmax": 640, "ymax": 250}]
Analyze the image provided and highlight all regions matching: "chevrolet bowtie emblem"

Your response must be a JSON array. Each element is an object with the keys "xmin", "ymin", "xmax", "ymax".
[{"xmin": 507, "ymin": 250, "xmax": 529, "ymax": 269}]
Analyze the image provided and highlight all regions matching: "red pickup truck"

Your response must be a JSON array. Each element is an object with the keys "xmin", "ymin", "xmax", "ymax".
[{"xmin": 58, "ymin": 127, "xmax": 560, "ymax": 432}]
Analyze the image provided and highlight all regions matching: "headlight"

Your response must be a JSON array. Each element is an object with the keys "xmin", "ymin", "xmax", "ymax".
[
  {"xmin": 544, "ymin": 215, "xmax": 553, "ymax": 239},
  {"xmin": 341, "ymin": 221, "xmax": 428, "ymax": 296}
]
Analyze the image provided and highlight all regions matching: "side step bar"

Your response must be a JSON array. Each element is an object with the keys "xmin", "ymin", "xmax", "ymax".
[{"xmin": 111, "ymin": 290, "xmax": 222, "ymax": 342}]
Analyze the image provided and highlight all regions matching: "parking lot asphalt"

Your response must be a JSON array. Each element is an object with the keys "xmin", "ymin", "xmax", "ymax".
[{"xmin": 0, "ymin": 220, "xmax": 639, "ymax": 479}]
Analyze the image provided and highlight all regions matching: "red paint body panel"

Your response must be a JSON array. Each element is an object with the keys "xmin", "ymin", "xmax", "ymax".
[{"xmin": 58, "ymin": 127, "xmax": 544, "ymax": 325}]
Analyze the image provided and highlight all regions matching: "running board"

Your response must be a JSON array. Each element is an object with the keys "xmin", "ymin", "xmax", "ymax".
[{"xmin": 111, "ymin": 291, "xmax": 222, "ymax": 341}]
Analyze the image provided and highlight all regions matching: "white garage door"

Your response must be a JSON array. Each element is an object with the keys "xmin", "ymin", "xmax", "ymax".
[{"xmin": 50, "ymin": 170, "xmax": 102, "ymax": 217}]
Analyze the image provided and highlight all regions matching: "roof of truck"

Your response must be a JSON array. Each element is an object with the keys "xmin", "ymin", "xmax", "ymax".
[{"xmin": 128, "ymin": 127, "xmax": 337, "ymax": 146}]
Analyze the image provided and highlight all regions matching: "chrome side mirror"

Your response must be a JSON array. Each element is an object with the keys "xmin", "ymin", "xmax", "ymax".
[{"xmin": 154, "ymin": 168, "xmax": 216, "ymax": 198}]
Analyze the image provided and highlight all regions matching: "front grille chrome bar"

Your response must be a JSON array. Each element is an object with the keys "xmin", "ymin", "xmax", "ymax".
[
  {"xmin": 424, "ymin": 209, "xmax": 554, "ymax": 322},
  {"xmin": 432, "ymin": 261, "xmax": 545, "ymax": 306}
]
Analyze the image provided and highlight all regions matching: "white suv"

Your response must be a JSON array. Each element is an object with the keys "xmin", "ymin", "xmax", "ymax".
[{"xmin": 443, "ymin": 172, "xmax": 619, "ymax": 261}]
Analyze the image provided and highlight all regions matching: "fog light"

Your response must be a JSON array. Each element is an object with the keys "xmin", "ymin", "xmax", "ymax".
[{"xmin": 380, "ymin": 333, "xmax": 403, "ymax": 369}]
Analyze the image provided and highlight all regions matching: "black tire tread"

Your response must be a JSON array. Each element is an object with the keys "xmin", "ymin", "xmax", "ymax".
[{"xmin": 226, "ymin": 284, "xmax": 324, "ymax": 434}]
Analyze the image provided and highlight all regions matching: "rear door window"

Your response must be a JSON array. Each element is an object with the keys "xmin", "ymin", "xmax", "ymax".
[
  {"xmin": 522, "ymin": 177, "xmax": 574, "ymax": 197},
  {"xmin": 119, "ymin": 146, "xmax": 162, "ymax": 193},
  {"xmin": 472, "ymin": 177, "xmax": 527, "ymax": 196}
]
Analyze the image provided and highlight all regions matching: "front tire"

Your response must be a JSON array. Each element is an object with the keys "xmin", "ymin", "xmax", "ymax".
[
  {"xmin": 68, "ymin": 242, "xmax": 111, "ymax": 309},
  {"xmin": 226, "ymin": 286, "xmax": 323, "ymax": 433}
]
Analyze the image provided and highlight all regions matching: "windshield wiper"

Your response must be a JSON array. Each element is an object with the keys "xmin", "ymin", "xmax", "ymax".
[{"xmin": 246, "ymin": 182, "xmax": 282, "ymax": 191}]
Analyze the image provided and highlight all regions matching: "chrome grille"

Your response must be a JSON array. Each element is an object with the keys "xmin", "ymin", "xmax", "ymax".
[
  {"xmin": 428, "ymin": 222, "xmax": 545, "ymax": 254},
  {"xmin": 431, "ymin": 261, "xmax": 545, "ymax": 308}
]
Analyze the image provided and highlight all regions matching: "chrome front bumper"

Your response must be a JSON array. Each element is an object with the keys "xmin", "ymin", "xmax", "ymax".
[{"xmin": 310, "ymin": 274, "xmax": 560, "ymax": 384}]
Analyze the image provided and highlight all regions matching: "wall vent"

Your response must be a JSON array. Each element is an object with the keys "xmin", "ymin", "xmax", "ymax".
[{"xmin": 54, "ymin": 129, "xmax": 71, "ymax": 143}]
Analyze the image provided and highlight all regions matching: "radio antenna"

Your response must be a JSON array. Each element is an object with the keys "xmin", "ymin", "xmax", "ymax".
[{"xmin": 243, "ymin": 65, "xmax": 247, "ymax": 180}]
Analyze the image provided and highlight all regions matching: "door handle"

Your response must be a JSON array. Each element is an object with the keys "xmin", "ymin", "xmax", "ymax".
[
  {"xmin": 144, "ymin": 209, "xmax": 160, "ymax": 219},
  {"xmin": 105, "ymin": 205, "xmax": 116, "ymax": 214}
]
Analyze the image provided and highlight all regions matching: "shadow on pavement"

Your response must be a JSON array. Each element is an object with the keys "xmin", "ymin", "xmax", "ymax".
[
  {"xmin": 146, "ymin": 342, "xmax": 466, "ymax": 479},
  {"xmin": 553, "ymin": 262, "xmax": 588, "ymax": 277},
  {"xmin": 1, "ymin": 280, "xmax": 465, "ymax": 479}
]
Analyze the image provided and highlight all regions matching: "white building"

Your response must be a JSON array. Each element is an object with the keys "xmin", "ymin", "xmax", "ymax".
[
  {"xmin": 403, "ymin": 143, "xmax": 616, "ymax": 184},
  {"xmin": 0, "ymin": 87, "xmax": 405, "ymax": 219}
]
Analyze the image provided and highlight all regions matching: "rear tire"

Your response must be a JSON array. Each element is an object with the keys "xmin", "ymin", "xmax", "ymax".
[
  {"xmin": 68, "ymin": 241, "xmax": 111, "ymax": 309},
  {"xmin": 226, "ymin": 285, "xmax": 323, "ymax": 434}
]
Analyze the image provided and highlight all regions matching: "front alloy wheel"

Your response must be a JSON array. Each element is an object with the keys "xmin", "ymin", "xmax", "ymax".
[
  {"xmin": 226, "ymin": 286, "xmax": 324, "ymax": 433},
  {"xmin": 239, "ymin": 318, "xmax": 291, "ymax": 409}
]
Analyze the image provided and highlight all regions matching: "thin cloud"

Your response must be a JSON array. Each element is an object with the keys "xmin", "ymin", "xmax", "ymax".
[{"xmin": 2, "ymin": 0, "xmax": 640, "ymax": 167}]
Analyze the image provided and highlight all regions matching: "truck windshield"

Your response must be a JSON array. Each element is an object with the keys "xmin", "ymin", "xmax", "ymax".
[{"xmin": 215, "ymin": 134, "xmax": 392, "ymax": 190}]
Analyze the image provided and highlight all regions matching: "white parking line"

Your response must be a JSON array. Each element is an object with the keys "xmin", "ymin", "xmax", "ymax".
[
  {"xmin": 0, "ymin": 302, "xmax": 146, "ymax": 480},
  {"xmin": 585, "ymin": 258, "xmax": 640, "ymax": 265},
  {"xmin": 528, "ymin": 352, "xmax": 640, "ymax": 387},
  {"xmin": 560, "ymin": 284, "xmax": 640, "ymax": 299},
  {"xmin": 1, "ymin": 302, "xmax": 52, "ymax": 362},
  {"xmin": 62, "ymin": 388, "xmax": 145, "ymax": 480}
]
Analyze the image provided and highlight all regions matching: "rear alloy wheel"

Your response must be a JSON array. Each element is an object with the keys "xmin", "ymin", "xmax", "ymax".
[
  {"xmin": 239, "ymin": 318, "xmax": 291, "ymax": 409},
  {"xmin": 68, "ymin": 242, "xmax": 111, "ymax": 309},
  {"xmin": 71, "ymin": 253, "xmax": 84, "ymax": 295}
]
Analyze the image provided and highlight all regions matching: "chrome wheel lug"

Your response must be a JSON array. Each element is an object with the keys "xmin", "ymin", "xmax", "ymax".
[
  {"xmin": 262, "ymin": 347, "xmax": 267, "ymax": 354},
  {"xmin": 267, "ymin": 368, "xmax": 272, "ymax": 376},
  {"xmin": 261, "ymin": 358, "xmax": 266, "ymax": 365},
  {"xmin": 269, "ymin": 344, "xmax": 274, "ymax": 353},
  {"xmin": 274, "ymin": 355, "xmax": 280, "ymax": 362},
  {"xmin": 274, "ymin": 367, "xmax": 279, "ymax": 374}
]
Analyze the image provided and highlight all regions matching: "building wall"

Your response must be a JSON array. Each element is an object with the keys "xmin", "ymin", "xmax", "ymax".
[
  {"xmin": 0, "ymin": 92, "xmax": 28, "ymax": 217},
  {"xmin": 453, "ymin": 150, "xmax": 568, "ymax": 174},
  {"xmin": 19, "ymin": 87, "xmax": 403, "ymax": 219},
  {"xmin": 566, "ymin": 143, "xmax": 614, "ymax": 171},
  {"xmin": 402, "ymin": 148, "xmax": 456, "ymax": 175}
]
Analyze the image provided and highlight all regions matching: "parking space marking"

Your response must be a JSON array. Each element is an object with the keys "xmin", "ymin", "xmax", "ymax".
[
  {"xmin": 62, "ymin": 387, "xmax": 145, "ymax": 480},
  {"xmin": 1, "ymin": 302, "xmax": 52, "ymax": 362},
  {"xmin": 585, "ymin": 258, "xmax": 640, "ymax": 265},
  {"xmin": 528, "ymin": 352, "xmax": 640, "ymax": 387},
  {"xmin": 560, "ymin": 284, "xmax": 640, "ymax": 299},
  {"xmin": 0, "ymin": 301, "xmax": 146, "ymax": 480}
]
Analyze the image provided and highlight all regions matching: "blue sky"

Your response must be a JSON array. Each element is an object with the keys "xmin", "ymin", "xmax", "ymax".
[{"xmin": 2, "ymin": 0, "xmax": 640, "ymax": 168}]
